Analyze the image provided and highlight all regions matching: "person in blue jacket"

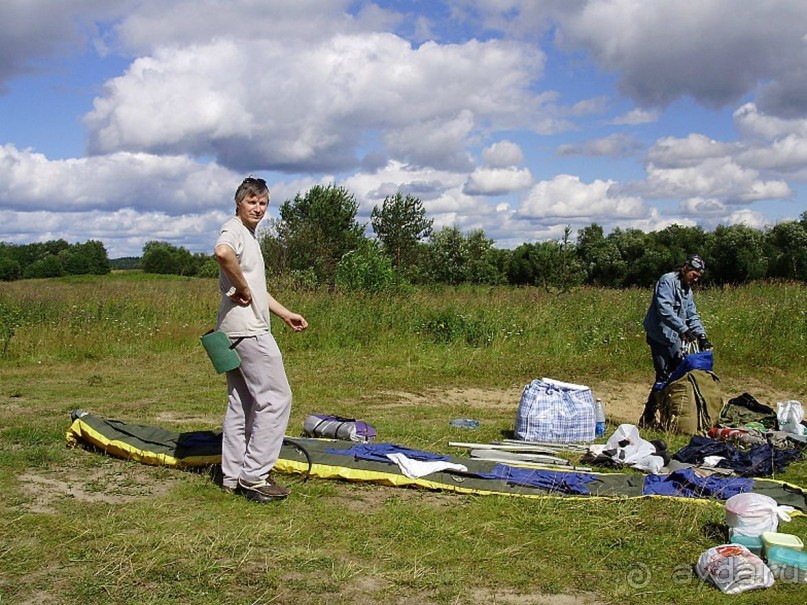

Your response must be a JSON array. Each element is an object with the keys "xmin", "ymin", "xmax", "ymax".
[{"xmin": 638, "ymin": 254, "xmax": 713, "ymax": 427}]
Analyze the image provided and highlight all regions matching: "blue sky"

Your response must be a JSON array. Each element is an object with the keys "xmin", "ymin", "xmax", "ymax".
[{"xmin": 1, "ymin": 0, "xmax": 805, "ymax": 258}]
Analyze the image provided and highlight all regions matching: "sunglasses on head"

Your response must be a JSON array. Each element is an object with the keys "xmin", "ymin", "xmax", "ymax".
[
  {"xmin": 241, "ymin": 176, "xmax": 266, "ymax": 187},
  {"xmin": 686, "ymin": 254, "xmax": 705, "ymax": 273}
]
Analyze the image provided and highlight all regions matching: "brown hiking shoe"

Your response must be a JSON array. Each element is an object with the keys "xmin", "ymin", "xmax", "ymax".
[{"xmin": 236, "ymin": 475, "xmax": 290, "ymax": 502}]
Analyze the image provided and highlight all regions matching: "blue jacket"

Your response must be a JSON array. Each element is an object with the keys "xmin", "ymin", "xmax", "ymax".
[{"xmin": 643, "ymin": 271, "xmax": 705, "ymax": 347}]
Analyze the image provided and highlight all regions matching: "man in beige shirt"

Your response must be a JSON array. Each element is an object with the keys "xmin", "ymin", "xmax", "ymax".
[{"xmin": 214, "ymin": 177, "xmax": 308, "ymax": 502}]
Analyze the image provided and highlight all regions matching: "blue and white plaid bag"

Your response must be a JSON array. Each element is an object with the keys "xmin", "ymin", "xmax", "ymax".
[{"xmin": 514, "ymin": 378, "xmax": 596, "ymax": 443}]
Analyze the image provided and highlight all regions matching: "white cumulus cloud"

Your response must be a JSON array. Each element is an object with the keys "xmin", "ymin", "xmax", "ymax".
[
  {"xmin": 644, "ymin": 156, "xmax": 791, "ymax": 203},
  {"xmin": 85, "ymin": 34, "xmax": 548, "ymax": 173},
  {"xmin": 482, "ymin": 140, "xmax": 524, "ymax": 167},
  {"xmin": 518, "ymin": 174, "xmax": 647, "ymax": 220},
  {"xmin": 0, "ymin": 144, "xmax": 238, "ymax": 214},
  {"xmin": 463, "ymin": 167, "xmax": 533, "ymax": 196}
]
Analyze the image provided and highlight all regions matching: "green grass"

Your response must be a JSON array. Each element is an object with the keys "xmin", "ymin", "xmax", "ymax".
[{"xmin": 1, "ymin": 274, "xmax": 806, "ymax": 604}]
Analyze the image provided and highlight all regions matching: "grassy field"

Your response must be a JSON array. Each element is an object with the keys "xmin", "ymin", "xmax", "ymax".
[{"xmin": 1, "ymin": 273, "xmax": 806, "ymax": 604}]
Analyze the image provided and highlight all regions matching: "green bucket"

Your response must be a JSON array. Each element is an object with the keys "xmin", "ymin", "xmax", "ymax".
[{"xmin": 200, "ymin": 330, "xmax": 241, "ymax": 373}]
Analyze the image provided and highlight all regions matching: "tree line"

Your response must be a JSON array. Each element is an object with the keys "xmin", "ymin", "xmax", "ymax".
[
  {"xmin": 258, "ymin": 185, "xmax": 807, "ymax": 290},
  {"xmin": 0, "ymin": 240, "xmax": 110, "ymax": 280},
  {"xmin": 2, "ymin": 185, "xmax": 805, "ymax": 289}
]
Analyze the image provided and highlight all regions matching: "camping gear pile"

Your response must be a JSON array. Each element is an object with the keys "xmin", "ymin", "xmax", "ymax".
[
  {"xmin": 642, "ymin": 341, "xmax": 723, "ymax": 435},
  {"xmin": 578, "ymin": 396, "xmax": 805, "ymax": 479},
  {"xmin": 689, "ymin": 393, "xmax": 807, "ymax": 477},
  {"xmin": 511, "ymin": 370, "xmax": 805, "ymax": 477},
  {"xmin": 695, "ymin": 493, "xmax": 806, "ymax": 593},
  {"xmin": 639, "ymin": 342, "xmax": 806, "ymax": 441}
]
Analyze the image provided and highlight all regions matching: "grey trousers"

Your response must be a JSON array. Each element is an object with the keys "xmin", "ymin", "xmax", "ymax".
[
  {"xmin": 221, "ymin": 332, "xmax": 292, "ymax": 488},
  {"xmin": 646, "ymin": 335, "xmax": 682, "ymax": 385}
]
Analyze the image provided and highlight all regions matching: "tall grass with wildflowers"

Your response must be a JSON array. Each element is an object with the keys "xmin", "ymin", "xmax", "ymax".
[{"xmin": 1, "ymin": 275, "xmax": 804, "ymax": 390}]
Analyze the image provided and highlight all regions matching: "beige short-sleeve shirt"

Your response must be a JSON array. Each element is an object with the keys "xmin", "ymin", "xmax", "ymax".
[{"xmin": 215, "ymin": 216, "xmax": 271, "ymax": 336}]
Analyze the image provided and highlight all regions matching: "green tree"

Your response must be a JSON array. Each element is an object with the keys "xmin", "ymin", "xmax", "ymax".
[
  {"xmin": 532, "ymin": 240, "xmax": 564, "ymax": 290},
  {"xmin": 558, "ymin": 226, "xmax": 586, "ymax": 290},
  {"xmin": 43, "ymin": 239, "xmax": 70, "ymax": 258},
  {"xmin": 141, "ymin": 242, "xmax": 174, "ymax": 274},
  {"xmin": 335, "ymin": 242, "xmax": 399, "ymax": 293},
  {"xmin": 173, "ymin": 246, "xmax": 197, "ymax": 276},
  {"xmin": 576, "ymin": 224, "xmax": 627, "ymax": 286},
  {"xmin": 23, "ymin": 255, "xmax": 64, "ymax": 279},
  {"xmin": 370, "ymin": 192, "xmax": 433, "ymax": 275},
  {"xmin": 487, "ymin": 248, "xmax": 512, "ymax": 285},
  {"xmin": 259, "ymin": 219, "xmax": 289, "ymax": 277},
  {"xmin": 766, "ymin": 220, "xmax": 807, "ymax": 281},
  {"xmin": 507, "ymin": 243, "xmax": 537, "ymax": 286},
  {"xmin": 192, "ymin": 252, "xmax": 215, "ymax": 278},
  {"xmin": 423, "ymin": 226, "xmax": 467, "ymax": 285},
  {"xmin": 529, "ymin": 228, "xmax": 585, "ymax": 291},
  {"xmin": 141, "ymin": 241, "xmax": 179, "ymax": 275},
  {"xmin": 711, "ymin": 224, "xmax": 768, "ymax": 284},
  {"xmin": 60, "ymin": 240, "xmax": 110, "ymax": 275},
  {"xmin": 609, "ymin": 228, "xmax": 669, "ymax": 287},
  {"xmin": 141, "ymin": 241, "xmax": 199, "ymax": 276},
  {"xmin": 276, "ymin": 184, "xmax": 366, "ymax": 287},
  {"xmin": 465, "ymin": 229, "xmax": 505, "ymax": 285},
  {"xmin": 653, "ymin": 224, "xmax": 709, "ymax": 265},
  {"xmin": 197, "ymin": 257, "xmax": 219, "ymax": 279},
  {"xmin": 0, "ymin": 255, "xmax": 22, "ymax": 281},
  {"xmin": 3, "ymin": 240, "xmax": 69, "ymax": 269}
]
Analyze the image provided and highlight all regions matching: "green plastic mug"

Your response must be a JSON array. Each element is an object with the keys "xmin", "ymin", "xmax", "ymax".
[{"xmin": 200, "ymin": 330, "xmax": 241, "ymax": 373}]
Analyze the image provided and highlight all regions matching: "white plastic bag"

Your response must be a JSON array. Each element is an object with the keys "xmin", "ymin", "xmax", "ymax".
[
  {"xmin": 777, "ymin": 400, "xmax": 805, "ymax": 435},
  {"xmin": 602, "ymin": 424, "xmax": 664, "ymax": 473},
  {"xmin": 725, "ymin": 493, "xmax": 795, "ymax": 538},
  {"xmin": 696, "ymin": 544, "xmax": 774, "ymax": 594}
]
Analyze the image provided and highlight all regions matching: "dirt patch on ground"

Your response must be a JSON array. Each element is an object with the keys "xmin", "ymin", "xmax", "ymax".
[
  {"xmin": 470, "ymin": 589, "xmax": 606, "ymax": 605},
  {"xmin": 297, "ymin": 584, "xmax": 605, "ymax": 605},
  {"xmin": 17, "ymin": 461, "xmax": 180, "ymax": 514},
  {"xmin": 379, "ymin": 378, "xmax": 803, "ymax": 428},
  {"xmin": 586, "ymin": 381, "xmax": 650, "ymax": 424},
  {"xmin": 438, "ymin": 387, "xmax": 522, "ymax": 412},
  {"xmin": 323, "ymin": 482, "xmax": 462, "ymax": 515},
  {"xmin": 376, "ymin": 384, "xmax": 643, "ymax": 424},
  {"xmin": 14, "ymin": 590, "xmax": 60, "ymax": 605},
  {"xmin": 154, "ymin": 410, "xmax": 220, "ymax": 425}
]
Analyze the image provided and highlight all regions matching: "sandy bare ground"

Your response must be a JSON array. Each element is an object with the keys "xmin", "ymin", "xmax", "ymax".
[{"xmin": 409, "ymin": 377, "xmax": 802, "ymax": 427}]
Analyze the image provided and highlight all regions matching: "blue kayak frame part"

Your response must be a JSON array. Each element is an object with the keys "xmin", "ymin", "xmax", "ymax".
[{"xmin": 65, "ymin": 410, "xmax": 807, "ymax": 511}]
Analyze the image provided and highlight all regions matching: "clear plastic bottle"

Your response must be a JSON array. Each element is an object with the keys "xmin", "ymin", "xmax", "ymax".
[
  {"xmin": 594, "ymin": 398, "xmax": 606, "ymax": 437},
  {"xmin": 449, "ymin": 418, "xmax": 480, "ymax": 429}
]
